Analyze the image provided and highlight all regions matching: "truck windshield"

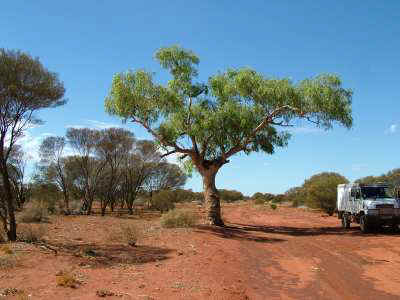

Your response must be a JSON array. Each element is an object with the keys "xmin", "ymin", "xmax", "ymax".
[{"xmin": 361, "ymin": 187, "xmax": 392, "ymax": 199}]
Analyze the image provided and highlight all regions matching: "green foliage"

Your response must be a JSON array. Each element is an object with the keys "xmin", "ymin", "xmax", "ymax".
[
  {"xmin": 219, "ymin": 189, "xmax": 244, "ymax": 202},
  {"xmin": 356, "ymin": 168, "xmax": 400, "ymax": 195},
  {"xmin": 254, "ymin": 197, "xmax": 266, "ymax": 205},
  {"xmin": 251, "ymin": 192, "xmax": 277, "ymax": 203},
  {"xmin": 173, "ymin": 189, "xmax": 203, "ymax": 203},
  {"xmin": 270, "ymin": 204, "xmax": 277, "ymax": 210},
  {"xmin": 151, "ymin": 190, "xmax": 176, "ymax": 213},
  {"xmin": 29, "ymin": 182, "xmax": 61, "ymax": 215},
  {"xmin": 271, "ymin": 194, "xmax": 285, "ymax": 203},
  {"xmin": 105, "ymin": 45, "xmax": 353, "ymax": 169},
  {"xmin": 160, "ymin": 209, "xmax": 197, "ymax": 228},
  {"xmin": 284, "ymin": 186, "xmax": 306, "ymax": 207},
  {"xmin": 304, "ymin": 172, "xmax": 349, "ymax": 213}
]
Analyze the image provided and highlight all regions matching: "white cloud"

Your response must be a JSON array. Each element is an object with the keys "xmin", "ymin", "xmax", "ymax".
[
  {"xmin": 385, "ymin": 124, "xmax": 398, "ymax": 134},
  {"xmin": 17, "ymin": 130, "xmax": 48, "ymax": 162},
  {"xmin": 85, "ymin": 119, "xmax": 123, "ymax": 130}
]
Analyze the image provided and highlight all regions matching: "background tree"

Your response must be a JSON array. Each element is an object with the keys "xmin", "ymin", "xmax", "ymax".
[
  {"xmin": 303, "ymin": 172, "xmax": 349, "ymax": 215},
  {"xmin": 219, "ymin": 189, "xmax": 244, "ymax": 202},
  {"xmin": 121, "ymin": 140, "xmax": 161, "ymax": 214},
  {"xmin": 0, "ymin": 49, "xmax": 65, "ymax": 240},
  {"xmin": 95, "ymin": 127, "xmax": 135, "ymax": 215},
  {"xmin": 66, "ymin": 128, "xmax": 106, "ymax": 215},
  {"xmin": 8, "ymin": 145, "xmax": 29, "ymax": 210},
  {"xmin": 144, "ymin": 161, "xmax": 187, "ymax": 206},
  {"xmin": 356, "ymin": 168, "xmax": 400, "ymax": 197},
  {"xmin": 38, "ymin": 136, "xmax": 70, "ymax": 212},
  {"xmin": 105, "ymin": 45, "xmax": 353, "ymax": 226}
]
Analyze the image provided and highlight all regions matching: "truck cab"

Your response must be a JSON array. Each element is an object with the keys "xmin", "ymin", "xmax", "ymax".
[{"xmin": 337, "ymin": 183, "xmax": 400, "ymax": 233}]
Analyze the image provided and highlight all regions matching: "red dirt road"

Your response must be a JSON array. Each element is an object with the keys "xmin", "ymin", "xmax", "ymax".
[{"xmin": 2, "ymin": 203, "xmax": 400, "ymax": 299}]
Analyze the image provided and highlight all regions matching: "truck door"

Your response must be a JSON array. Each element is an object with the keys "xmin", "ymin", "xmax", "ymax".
[{"xmin": 350, "ymin": 188, "xmax": 360, "ymax": 214}]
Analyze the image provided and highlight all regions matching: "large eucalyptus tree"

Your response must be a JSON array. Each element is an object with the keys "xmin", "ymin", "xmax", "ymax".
[{"xmin": 105, "ymin": 45, "xmax": 353, "ymax": 226}]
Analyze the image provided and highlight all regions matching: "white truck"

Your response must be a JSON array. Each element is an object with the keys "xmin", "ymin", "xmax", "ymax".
[{"xmin": 337, "ymin": 183, "xmax": 400, "ymax": 233}]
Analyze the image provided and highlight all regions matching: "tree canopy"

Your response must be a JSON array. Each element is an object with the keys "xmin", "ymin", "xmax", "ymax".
[{"xmin": 105, "ymin": 45, "xmax": 353, "ymax": 225}]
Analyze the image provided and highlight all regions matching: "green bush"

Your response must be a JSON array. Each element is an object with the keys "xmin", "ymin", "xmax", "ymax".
[
  {"xmin": 19, "ymin": 201, "xmax": 49, "ymax": 223},
  {"xmin": 151, "ymin": 190, "xmax": 176, "ymax": 213},
  {"xmin": 270, "ymin": 203, "xmax": 277, "ymax": 210},
  {"xmin": 160, "ymin": 209, "xmax": 197, "ymax": 228},
  {"xmin": 254, "ymin": 197, "xmax": 265, "ymax": 205},
  {"xmin": 303, "ymin": 172, "xmax": 348, "ymax": 214}
]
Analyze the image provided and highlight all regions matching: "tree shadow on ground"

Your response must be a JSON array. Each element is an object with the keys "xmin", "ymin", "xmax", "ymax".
[
  {"xmin": 194, "ymin": 224, "xmax": 286, "ymax": 243},
  {"xmin": 228, "ymin": 223, "xmax": 400, "ymax": 237},
  {"xmin": 42, "ymin": 241, "xmax": 173, "ymax": 267}
]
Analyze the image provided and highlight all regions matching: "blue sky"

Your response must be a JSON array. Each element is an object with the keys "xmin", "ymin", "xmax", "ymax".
[{"xmin": 1, "ymin": 1, "xmax": 399, "ymax": 195}]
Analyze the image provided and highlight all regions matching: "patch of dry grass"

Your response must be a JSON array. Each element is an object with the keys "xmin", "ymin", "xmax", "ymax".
[
  {"xmin": 0, "ymin": 243, "xmax": 13, "ymax": 254},
  {"xmin": 19, "ymin": 201, "xmax": 49, "ymax": 223},
  {"xmin": 0, "ymin": 252, "xmax": 18, "ymax": 269},
  {"xmin": 106, "ymin": 223, "xmax": 142, "ymax": 246},
  {"xmin": 17, "ymin": 224, "xmax": 47, "ymax": 243},
  {"xmin": 56, "ymin": 270, "xmax": 81, "ymax": 288},
  {"xmin": 160, "ymin": 209, "xmax": 197, "ymax": 228}
]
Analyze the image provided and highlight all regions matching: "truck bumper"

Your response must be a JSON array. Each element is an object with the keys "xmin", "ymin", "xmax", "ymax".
[{"xmin": 366, "ymin": 215, "xmax": 400, "ymax": 226}]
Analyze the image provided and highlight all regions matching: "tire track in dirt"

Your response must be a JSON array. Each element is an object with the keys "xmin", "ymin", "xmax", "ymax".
[{"xmin": 224, "ymin": 205, "xmax": 400, "ymax": 300}]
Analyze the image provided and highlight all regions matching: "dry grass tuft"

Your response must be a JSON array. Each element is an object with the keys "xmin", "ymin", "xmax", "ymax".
[
  {"xmin": 56, "ymin": 270, "xmax": 80, "ymax": 288},
  {"xmin": 96, "ymin": 289, "xmax": 115, "ymax": 297},
  {"xmin": 0, "ymin": 253, "xmax": 19, "ymax": 269},
  {"xmin": 160, "ymin": 209, "xmax": 197, "ymax": 228},
  {"xmin": 0, "ymin": 244, "xmax": 13, "ymax": 255},
  {"xmin": 17, "ymin": 224, "xmax": 47, "ymax": 243},
  {"xmin": 107, "ymin": 224, "xmax": 142, "ymax": 246},
  {"xmin": 19, "ymin": 201, "xmax": 49, "ymax": 223}
]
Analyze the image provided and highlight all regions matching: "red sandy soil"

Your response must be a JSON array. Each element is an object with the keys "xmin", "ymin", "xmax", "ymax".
[{"xmin": 2, "ymin": 202, "xmax": 400, "ymax": 300}]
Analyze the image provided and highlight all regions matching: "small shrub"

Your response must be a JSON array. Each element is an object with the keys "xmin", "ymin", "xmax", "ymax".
[
  {"xmin": 160, "ymin": 209, "xmax": 197, "ymax": 228},
  {"xmin": 17, "ymin": 224, "xmax": 47, "ymax": 243},
  {"xmin": 0, "ymin": 244, "xmax": 13, "ymax": 255},
  {"xmin": 56, "ymin": 270, "xmax": 80, "ymax": 288},
  {"xmin": 0, "ymin": 253, "xmax": 18, "ymax": 269},
  {"xmin": 19, "ymin": 201, "xmax": 49, "ymax": 223},
  {"xmin": 270, "ymin": 203, "xmax": 277, "ymax": 210},
  {"xmin": 254, "ymin": 197, "xmax": 265, "ymax": 205},
  {"xmin": 107, "ymin": 224, "xmax": 142, "ymax": 246}
]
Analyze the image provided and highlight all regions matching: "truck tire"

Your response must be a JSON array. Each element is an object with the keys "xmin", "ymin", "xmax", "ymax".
[
  {"xmin": 342, "ymin": 213, "xmax": 350, "ymax": 229},
  {"xmin": 360, "ymin": 215, "xmax": 370, "ymax": 233}
]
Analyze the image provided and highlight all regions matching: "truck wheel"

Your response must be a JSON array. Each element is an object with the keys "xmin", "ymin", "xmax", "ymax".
[
  {"xmin": 342, "ymin": 213, "xmax": 350, "ymax": 229},
  {"xmin": 360, "ymin": 215, "xmax": 370, "ymax": 233}
]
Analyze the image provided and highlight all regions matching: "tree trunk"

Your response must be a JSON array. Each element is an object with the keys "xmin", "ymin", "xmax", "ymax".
[
  {"xmin": 63, "ymin": 190, "xmax": 69, "ymax": 213},
  {"xmin": 0, "ymin": 162, "xmax": 17, "ymax": 241},
  {"xmin": 202, "ymin": 171, "xmax": 224, "ymax": 226},
  {"xmin": 101, "ymin": 204, "xmax": 106, "ymax": 216},
  {"xmin": 110, "ymin": 200, "xmax": 115, "ymax": 212}
]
